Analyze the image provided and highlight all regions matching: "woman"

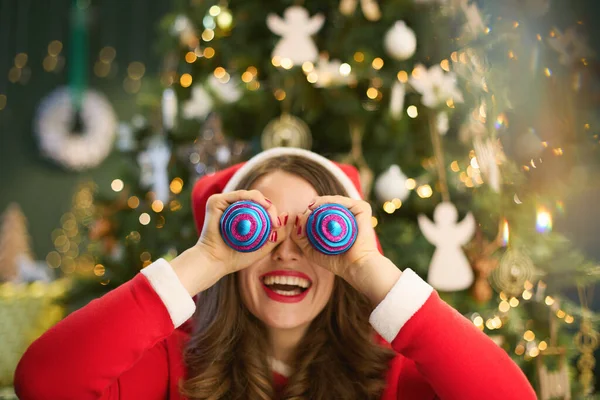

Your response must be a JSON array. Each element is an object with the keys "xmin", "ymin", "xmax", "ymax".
[{"xmin": 15, "ymin": 147, "xmax": 536, "ymax": 399}]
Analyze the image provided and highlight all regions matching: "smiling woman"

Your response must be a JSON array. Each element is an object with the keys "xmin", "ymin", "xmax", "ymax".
[{"xmin": 14, "ymin": 147, "xmax": 537, "ymax": 400}]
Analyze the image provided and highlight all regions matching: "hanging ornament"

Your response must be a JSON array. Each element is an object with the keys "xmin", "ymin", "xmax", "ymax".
[
  {"xmin": 34, "ymin": 87, "xmax": 117, "ymax": 171},
  {"xmin": 339, "ymin": 0, "xmax": 381, "ymax": 21},
  {"xmin": 384, "ymin": 21, "xmax": 417, "ymax": 61},
  {"xmin": 460, "ymin": 1, "xmax": 485, "ymax": 37},
  {"xmin": 465, "ymin": 224, "xmax": 504, "ymax": 303},
  {"xmin": 473, "ymin": 137, "xmax": 502, "ymax": 192},
  {"xmin": 389, "ymin": 82, "xmax": 405, "ymax": 119},
  {"xmin": 116, "ymin": 123, "xmax": 136, "ymax": 152},
  {"xmin": 162, "ymin": 88, "xmax": 178, "ymax": 131},
  {"xmin": 490, "ymin": 247, "xmax": 535, "ymax": 297},
  {"xmin": 137, "ymin": 136, "xmax": 171, "ymax": 203},
  {"xmin": 418, "ymin": 202, "xmax": 476, "ymax": 291},
  {"xmin": 309, "ymin": 55, "xmax": 356, "ymax": 88},
  {"xmin": 409, "ymin": 64, "xmax": 463, "ymax": 108},
  {"xmin": 374, "ymin": 165, "xmax": 410, "ymax": 203},
  {"xmin": 183, "ymin": 85, "xmax": 213, "ymax": 121},
  {"xmin": 207, "ymin": 75, "xmax": 243, "ymax": 103},
  {"xmin": 267, "ymin": 6, "xmax": 324, "ymax": 66},
  {"xmin": 436, "ymin": 112, "xmax": 449, "ymax": 135},
  {"xmin": 261, "ymin": 114, "xmax": 312, "ymax": 150},
  {"xmin": 177, "ymin": 113, "xmax": 249, "ymax": 179}
]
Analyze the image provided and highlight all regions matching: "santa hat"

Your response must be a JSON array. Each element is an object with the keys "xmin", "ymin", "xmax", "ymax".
[{"xmin": 191, "ymin": 147, "xmax": 383, "ymax": 253}]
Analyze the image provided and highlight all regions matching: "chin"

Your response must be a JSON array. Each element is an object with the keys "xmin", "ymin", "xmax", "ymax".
[{"xmin": 257, "ymin": 306, "xmax": 313, "ymax": 330}]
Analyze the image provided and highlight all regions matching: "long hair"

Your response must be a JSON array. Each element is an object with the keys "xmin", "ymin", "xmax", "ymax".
[{"xmin": 181, "ymin": 155, "xmax": 396, "ymax": 399}]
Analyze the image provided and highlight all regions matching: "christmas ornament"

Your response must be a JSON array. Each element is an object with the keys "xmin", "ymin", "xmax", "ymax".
[
  {"xmin": 384, "ymin": 21, "xmax": 417, "ymax": 61},
  {"xmin": 465, "ymin": 225, "xmax": 503, "ymax": 303},
  {"xmin": 490, "ymin": 248, "xmax": 535, "ymax": 297},
  {"xmin": 548, "ymin": 27, "xmax": 594, "ymax": 66},
  {"xmin": 460, "ymin": 1, "xmax": 485, "ymax": 37},
  {"xmin": 116, "ymin": 123, "xmax": 136, "ymax": 152},
  {"xmin": 162, "ymin": 88, "xmax": 178, "ymax": 130},
  {"xmin": 473, "ymin": 137, "xmax": 502, "ymax": 192},
  {"xmin": 262, "ymin": 114, "xmax": 312, "ymax": 150},
  {"xmin": 339, "ymin": 0, "xmax": 381, "ymax": 21},
  {"xmin": 437, "ymin": 112, "xmax": 449, "ymax": 135},
  {"xmin": 220, "ymin": 201, "xmax": 272, "ymax": 252},
  {"xmin": 34, "ymin": 87, "xmax": 117, "ymax": 171},
  {"xmin": 409, "ymin": 64, "xmax": 463, "ymax": 108},
  {"xmin": 306, "ymin": 204, "xmax": 358, "ymax": 255},
  {"xmin": 137, "ymin": 136, "xmax": 171, "ymax": 203},
  {"xmin": 309, "ymin": 56, "xmax": 356, "ymax": 88},
  {"xmin": 418, "ymin": 202, "xmax": 476, "ymax": 291},
  {"xmin": 183, "ymin": 85, "xmax": 213, "ymax": 121},
  {"xmin": 374, "ymin": 165, "xmax": 410, "ymax": 203},
  {"xmin": 177, "ymin": 113, "xmax": 249, "ymax": 179},
  {"xmin": 389, "ymin": 81, "xmax": 405, "ymax": 119},
  {"xmin": 267, "ymin": 6, "xmax": 324, "ymax": 66},
  {"xmin": 207, "ymin": 75, "xmax": 243, "ymax": 103}
]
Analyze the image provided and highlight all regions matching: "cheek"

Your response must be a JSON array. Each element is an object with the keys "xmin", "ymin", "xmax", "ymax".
[{"xmin": 315, "ymin": 270, "xmax": 336, "ymax": 302}]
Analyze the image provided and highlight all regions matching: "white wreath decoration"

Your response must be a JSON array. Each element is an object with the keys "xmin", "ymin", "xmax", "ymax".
[{"xmin": 34, "ymin": 87, "xmax": 117, "ymax": 171}]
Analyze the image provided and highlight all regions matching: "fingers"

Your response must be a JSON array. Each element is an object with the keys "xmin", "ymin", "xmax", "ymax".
[
  {"xmin": 290, "ymin": 208, "xmax": 312, "ymax": 252},
  {"xmin": 307, "ymin": 195, "xmax": 372, "ymax": 217},
  {"xmin": 209, "ymin": 190, "xmax": 279, "ymax": 227}
]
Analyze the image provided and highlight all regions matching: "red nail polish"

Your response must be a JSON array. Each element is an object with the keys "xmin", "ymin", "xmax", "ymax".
[
  {"xmin": 274, "ymin": 231, "xmax": 278, "ymax": 241},
  {"xmin": 308, "ymin": 200, "xmax": 316, "ymax": 207},
  {"xmin": 277, "ymin": 216, "xmax": 282, "ymax": 227},
  {"xmin": 284, "ymin": 215, "xmax": 288, "ymax": 225},
  {"xmin": 297, "ymin": 225, "xmax": 302, "ymax": 236},
  {"xmin": 295, "ymin": 216, "xmax": 299, "ymax": 226},
  {"xmin": 265, "ymin": 198, "xmax": 272, "ymax": 204},
  {"xmin": 269, "ymin": 231, "xmax": 275, "ymax": 242}
]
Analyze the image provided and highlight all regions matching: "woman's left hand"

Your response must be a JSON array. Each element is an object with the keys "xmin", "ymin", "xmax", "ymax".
[{"xmin": 290, "ymin": 195, "xmax": 381, "ymax": 281}]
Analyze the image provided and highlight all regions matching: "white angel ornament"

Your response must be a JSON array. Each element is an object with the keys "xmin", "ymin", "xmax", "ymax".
[
  {"xmin": 418, "ymin": 202, "xmax": 476, "ymax": 291},
  {"xmin": 267, "ymin": 6, "xmax": 324, "ymax": 66}
]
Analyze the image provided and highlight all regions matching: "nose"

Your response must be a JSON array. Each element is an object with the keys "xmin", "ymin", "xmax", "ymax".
[{"xmin": 271, "ymin": 231, "xmax": 302, "ymax": 262}]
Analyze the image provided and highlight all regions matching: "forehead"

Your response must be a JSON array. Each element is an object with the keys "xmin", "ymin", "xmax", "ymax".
[{"xmin": 250, "ymin": 170, "xmax": 317, "ymax": 214}]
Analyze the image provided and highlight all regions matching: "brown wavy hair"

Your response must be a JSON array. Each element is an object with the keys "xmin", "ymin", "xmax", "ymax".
[{"xmin": 181, "ymin": 155, "xmax": 396, "ymax": 399}]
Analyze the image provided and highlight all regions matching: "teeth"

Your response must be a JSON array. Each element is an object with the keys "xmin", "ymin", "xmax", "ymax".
[
  {"xmin": 263, "ymin": 275, "xmax": 311, "ymax": 288},
  {"xmin": 273, "ymin": 289, "xmax": 303, "ymax": 296}
]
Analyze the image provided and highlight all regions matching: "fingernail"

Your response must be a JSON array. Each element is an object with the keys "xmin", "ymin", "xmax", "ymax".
[
  {"xmin": 308, "ymin": 200, "xmax": 316, "ymax": 208},
  {"xmin": 284, "ymin": 215, "xmax": 288, "ymax": 225},
  {"xmin": 265, "ymin": 198, "xmax": 272, "ymax": 204},
  {"xmin": 270, "ymin": 231, "xmax": 278, "ymax": 242},
  {"xmin": 294, "ymin": 216, "xmax": 299, "ymax": 227},
  {"xmin": 297, "ymin": 225, "xmax": 302, "ymax": 236},
  {"xmin": 277, "ymin": 216, "xmax": 282, "ymax": 227}
]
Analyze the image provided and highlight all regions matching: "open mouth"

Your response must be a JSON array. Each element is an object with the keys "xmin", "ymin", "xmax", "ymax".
[{"xmin": 260, "ymin": 273, "xmax": 313, "ymax": 302}]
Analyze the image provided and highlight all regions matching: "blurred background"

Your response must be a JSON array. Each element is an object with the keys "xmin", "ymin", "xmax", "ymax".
[{"xmin": 1, "ymin": 0, "xmax": 600, "ymax": 398}]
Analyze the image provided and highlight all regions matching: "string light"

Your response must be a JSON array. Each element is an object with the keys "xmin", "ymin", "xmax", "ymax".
[
  {"xmin": 139, "ymin": 213, "xmax": 151, "ymax": 225},
  {"xmin": 405, "ymin": 178, "xmax": 416, "ymax": 190},
  {"xmin": 397, "ymin": 70, "xmax": 408, "ymax": 83},
  {"xmin": 111, "ymin": 179, "xmax": 124, "ymax": 192},
  {"xmin": 407, "ymin": 105, "xmax": 418, "ymax": 118},
  {"xmin": 536, "ymin": 207, "xmax": 552, "ymax": 233},
  {"xmin": 416, "ymin": 185, "xmax": 432, "ymax": 198}
]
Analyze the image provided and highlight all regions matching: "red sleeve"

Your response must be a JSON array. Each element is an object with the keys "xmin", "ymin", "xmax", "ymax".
[
  {"xmin": 14, "ymin": 274, "xmax": 175, "ymax": 400},
  {"xmin": 391, "ymin": 292, "xmax": 536, "ymax": 400}
]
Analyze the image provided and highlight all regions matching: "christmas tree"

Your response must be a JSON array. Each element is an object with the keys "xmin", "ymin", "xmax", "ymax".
[
  {"xmin": 0, "ymin": 204, "xmax": 34, "ymax": 282},
  {"xmin": 57, "ymin": 0, "xmax": 600, "ymax": 396}
]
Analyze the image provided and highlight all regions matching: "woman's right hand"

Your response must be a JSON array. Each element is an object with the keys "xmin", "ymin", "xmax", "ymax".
[{"xmin": 171, "ymin": 190, "xmax": 289, "ymax": 296}]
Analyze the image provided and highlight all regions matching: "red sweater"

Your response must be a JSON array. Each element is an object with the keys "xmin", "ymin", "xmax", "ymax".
[{"xmin": 15, "ymin": 259, "xmax": 536, "ymax": 400}]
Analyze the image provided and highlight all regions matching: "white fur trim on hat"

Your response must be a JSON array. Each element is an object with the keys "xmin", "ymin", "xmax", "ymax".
[{"xmin": 222, "ymin": 147, "xmax": 362, "ymax": 199}]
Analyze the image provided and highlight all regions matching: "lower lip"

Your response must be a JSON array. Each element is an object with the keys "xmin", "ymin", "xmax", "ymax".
[{"xmin": 261, "ymin": 282, "xmax": 311, "ymax": 303}]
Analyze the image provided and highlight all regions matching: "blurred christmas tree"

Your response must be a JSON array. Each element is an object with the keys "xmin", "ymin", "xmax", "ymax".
[{"xmin": 55, "ymin": 0, "xmax": 600, "ymax": 396}]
